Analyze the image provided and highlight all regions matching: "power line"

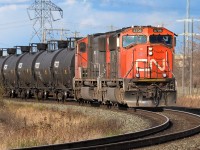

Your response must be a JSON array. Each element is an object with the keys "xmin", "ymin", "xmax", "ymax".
[
  {"xmin": 107, "ymin": 25, "xmax": 118, "ymax": 31},
  {"xmin": 176, "ymin": 0, "xmax": 200, "ymax": 95},
  {"xmin": 72, "ymin": 31, "xmax": 80, "ymax": 38},
  {"xmin": 44, "ymin": 28, "xmax": 69, "ymax": 41}
]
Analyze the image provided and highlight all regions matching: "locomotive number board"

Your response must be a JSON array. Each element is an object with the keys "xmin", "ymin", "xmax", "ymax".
[
  {"xmin": 132, "ymin": 28, "xmax": 143, "ymax": 33},
  {"xmin": 153, "ymin": 28, "xmax": 163, "ymax": 33}
]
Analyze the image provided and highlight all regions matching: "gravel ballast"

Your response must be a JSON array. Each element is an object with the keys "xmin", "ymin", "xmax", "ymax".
[{"xmin": 6, "ymin": 100, "xmax": 152, "ymax": 134}]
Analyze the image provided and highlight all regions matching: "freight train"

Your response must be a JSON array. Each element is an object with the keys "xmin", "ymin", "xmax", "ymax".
[{"xmin": 0, "ymin": 26, "xmax": 177, "ymax": 107}]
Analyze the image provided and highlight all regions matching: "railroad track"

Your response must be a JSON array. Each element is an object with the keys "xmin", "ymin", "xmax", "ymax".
[{"xmin": 9, "ymin": 99, "xmax": 200, "ymax": 150}]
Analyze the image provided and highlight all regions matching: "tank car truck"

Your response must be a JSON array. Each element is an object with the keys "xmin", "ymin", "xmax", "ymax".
[{"xmin": 74, "ymin": 26, "xmax": 177, "ymax": 107}]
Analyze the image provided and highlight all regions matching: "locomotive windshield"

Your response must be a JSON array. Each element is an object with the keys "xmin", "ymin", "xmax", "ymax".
[
  {"xmin": 123, "ymin": 35, "xmax": 147, "ymax": 47},
  {"xmin": 150, "ymin": 35, "xmax": 172, "ymax": 47}
]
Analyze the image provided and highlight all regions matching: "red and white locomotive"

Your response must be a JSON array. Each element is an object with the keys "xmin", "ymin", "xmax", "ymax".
[{"xmin": 74, "ymin": 26, "xmax": 177, "ymax": 107}]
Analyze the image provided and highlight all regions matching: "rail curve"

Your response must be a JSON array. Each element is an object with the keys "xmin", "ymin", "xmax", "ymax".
[{"xmin": 70, "ymin": 108, "xmax": 200, "ymax": 150}]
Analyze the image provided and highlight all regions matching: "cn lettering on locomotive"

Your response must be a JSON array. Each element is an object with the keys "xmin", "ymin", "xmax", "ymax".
[{"xmin": 136, "ymin": 59, "xmax": 166, "ymax": 72}]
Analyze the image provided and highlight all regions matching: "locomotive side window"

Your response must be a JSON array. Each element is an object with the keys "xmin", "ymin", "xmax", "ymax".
[
  {"xmin": 150, "ymin": 35, "xmax": 172, "ymax": 47},
  {"xmin": 122, "ymin": 35, "xmax": 147, "ymax": 48},
  {"xmin": 79, "ymin": 42, "xmax": 86, "ymax": 53}
]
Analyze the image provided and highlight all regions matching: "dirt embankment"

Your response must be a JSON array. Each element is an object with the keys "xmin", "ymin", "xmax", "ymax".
[{"xmin": 0, "ymin": 100, "xmax": 150, "ymax": 150}]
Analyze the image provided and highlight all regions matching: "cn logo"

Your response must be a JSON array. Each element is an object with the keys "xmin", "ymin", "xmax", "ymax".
[{"xmin": 136, "ymin": 59, "xmax": 166, "ymax": 72}]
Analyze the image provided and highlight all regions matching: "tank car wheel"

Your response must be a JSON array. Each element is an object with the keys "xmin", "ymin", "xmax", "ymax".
[
  {"xmin": 26, "ymin": 93, "xmax": 31, "ymax": 99},
  {"xmin": 57, "ymin": 93, "xmax": 64, "ymax": 103},
  {"xmin": 11, "ymin": 90, "xmax": 16, "ymax": 98},
  {"xmin": 25, "ymin": 90, "xmax": 31, "ymax": 99},
  {"xmin": 63, "ymin": 92, "xmax": 68, "ymax": 102},
  {"xmin": 78, "ymin": 98, "xmax": 85, "ymax": 105},
  {"xmin": 44, "ymin": 92, "xmax": 49, "ymax": 100},
  {"xmin": 37, "ymin": 91, "xmax": 44, "ymax": 100},
  {"xmin": 118, "ymin": 103, "xmax": 128, "ymax": 110},
  {"xmin": 9, "ymin": 91, "xmax": 12, "ymax": 98},
  {"xmin": 105, "ymin": 101, "xmax": 112, "ymax": 109},
  {"xmin": 21, "ymin": 91, "xmax": 27, "ymax": 100},
  {"xmin": 35, "ymin": 92, "xmax": 39, "ymax": 101},
  {"xmin": 90, "ymin": 100, "xmax": 100, "ymax": 107}
]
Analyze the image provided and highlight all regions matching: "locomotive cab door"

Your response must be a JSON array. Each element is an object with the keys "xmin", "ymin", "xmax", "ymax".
[{"xmin": 108, "ymin": 35, "xmax": 118, "ymax": 79}]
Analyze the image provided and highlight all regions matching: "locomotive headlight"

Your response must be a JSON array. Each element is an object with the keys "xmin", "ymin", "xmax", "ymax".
[
  {"xmin": 148, "ymin": 47, "xmax": 153, "ymax": 56},
  {"xmin": 136, "ymin": 73, "xmax": 140, "ymax": 78},
  {"xmin": 162, "ymin": 73, "xmax": 167, "ymax": 78},
  {"xmin": 149, "ymin": 51, "xmax": 153, "ymax": 56},
  {"xmin": 148, "ymin": 47, "xmax": 153, "ymax": 51}
]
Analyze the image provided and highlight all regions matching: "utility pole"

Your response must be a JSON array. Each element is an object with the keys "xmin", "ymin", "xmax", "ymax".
[
  {"xmin": 177, "ymin": 0, "xmax": 200, "ymax": 95},
  {"xmin": 190, "ymin": 18, "xmax": 193, "ymax": 95},
  {"xmin": 182, "ymin": 20, "xmax": 186, "ymax": 95},
  {"xmin": 186, "ymin": 0, "xmax": 190, "ymax": 54},
  {"xmin": 72, "ymin": 31, "xmax": 80, "ymax": 38},
  {"xmin": 190, "ymin": 18, "xmax": 194, "ymax": 94},
  {"xmin": 27, "ymin": 0, "xmax": 63, "ymax": 43},
  {"xmin": 177, "ymin": 0, "xmax": 190, "ymax": 95},
  {"xmin": 107, "ymin": 25, "xmax": 117, "ymax": 31}
]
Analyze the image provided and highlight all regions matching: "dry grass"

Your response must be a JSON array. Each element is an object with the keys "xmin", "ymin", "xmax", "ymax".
[
  {"xmin": 0, "ymin": 84, "xmax": 4, "ymax": 98},
  {"xmin": 0, "ymin": 101, "xmax": 124, "ymax": 150},
  {"xmin": 177, "ymin": 95, "xmax": 200, "ymax": 108}
]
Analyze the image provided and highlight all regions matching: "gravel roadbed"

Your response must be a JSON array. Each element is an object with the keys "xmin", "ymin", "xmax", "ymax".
[
  {"xmin": 138, "ymin": 110, "xmax": 200, "ymax": 150},
  {"xmin": 6, "ymin": 100, "xmax": 152, "ymax": 134}
]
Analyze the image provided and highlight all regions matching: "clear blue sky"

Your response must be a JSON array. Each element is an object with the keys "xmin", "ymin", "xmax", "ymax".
[{"xmin": 0, "ymin": 0, "xmax": 199, "ymax": 53}]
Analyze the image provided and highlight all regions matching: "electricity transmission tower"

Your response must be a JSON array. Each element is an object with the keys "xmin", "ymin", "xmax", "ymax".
[{"xmin": 27, "ymin": 0, "xmax": 63, "ymax": 43}]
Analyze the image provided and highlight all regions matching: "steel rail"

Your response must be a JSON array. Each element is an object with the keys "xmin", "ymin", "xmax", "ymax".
[{"xmin": 69, "ymin": 108, "xmax": 200, "ymax": 150}]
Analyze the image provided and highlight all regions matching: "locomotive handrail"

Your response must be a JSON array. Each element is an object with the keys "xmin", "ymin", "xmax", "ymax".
[{"xmin": 124, "ymin": 62, "xmax": 134, "ymax": 78}]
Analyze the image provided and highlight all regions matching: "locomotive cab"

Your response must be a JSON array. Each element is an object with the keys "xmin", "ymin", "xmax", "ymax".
[{"xmin": 119, "ymin": 26, "xmax": 177, "ymax": 107}]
